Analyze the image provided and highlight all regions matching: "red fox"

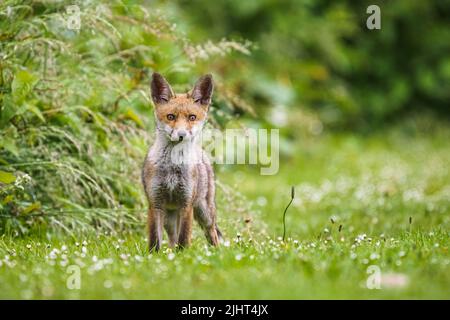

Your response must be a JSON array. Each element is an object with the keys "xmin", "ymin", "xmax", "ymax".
[{"xmin": 142, "ymin": 73, "xmax": 221, "ymax": 251}]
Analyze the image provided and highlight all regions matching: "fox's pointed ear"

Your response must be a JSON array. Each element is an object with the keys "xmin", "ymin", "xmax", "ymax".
[
  {"xmin": 151, "ymin": 73, "xmax": 174, "ymax": 105},
  {"xmin": 191, "ymin": 74, "xmax": 213, "ymax": 107}
]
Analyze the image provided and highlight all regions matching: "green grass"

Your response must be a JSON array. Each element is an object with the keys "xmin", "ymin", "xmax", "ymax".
[
  {"xmin": 0, "ymin": 229, "xmax": 448, "ymax": 299},
  {"xmin": 1, "ymin": 1, "xmax": 448, "ymax": 300},
  {"xmin": 1, "ymin": 123, "xmax": 449, "ymax": 299}
]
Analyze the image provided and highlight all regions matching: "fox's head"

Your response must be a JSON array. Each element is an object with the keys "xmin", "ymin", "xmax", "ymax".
[{"xmin": 150, "ymin": 73, "xmax": 213, "ymax": 143}]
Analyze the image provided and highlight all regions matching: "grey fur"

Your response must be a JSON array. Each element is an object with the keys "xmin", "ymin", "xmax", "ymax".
[{"xmin": 142, "ymin": 112, "xmax": 221, "ymax": 249}]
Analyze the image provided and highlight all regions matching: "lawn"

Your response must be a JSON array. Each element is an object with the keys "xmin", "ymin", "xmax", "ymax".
[
  {"xmin": 1, "ymin": 120, "xmax": 449, "ymax": 299},
  {"xmin": 1, "ymin": 0, "xmax": 449, "ymax": 301}
]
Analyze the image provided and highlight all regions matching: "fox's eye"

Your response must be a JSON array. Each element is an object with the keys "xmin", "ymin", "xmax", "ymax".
[
  {"xmin": 188, "ymin": 114, "xmax": 196, "ymax": 121},
  {"xmin": 167, "ymin": 114, "xmax": 175, "ymax": 121}
]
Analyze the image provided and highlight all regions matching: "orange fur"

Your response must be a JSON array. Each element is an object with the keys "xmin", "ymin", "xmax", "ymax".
[{"xmin": 155, "ymin": 94, "xmax": 207, "ymax": 131}]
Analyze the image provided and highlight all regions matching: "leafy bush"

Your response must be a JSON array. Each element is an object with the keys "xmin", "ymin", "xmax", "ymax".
[{"xmin": 0, "ymin": 0, "xmax": 252, "ymax": 234}]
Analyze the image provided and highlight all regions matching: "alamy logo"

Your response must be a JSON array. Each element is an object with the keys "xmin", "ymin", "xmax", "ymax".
[
  {"xmin": 170, "ymin": 128, "xmax": 280, "ymax": 175},
  {"xmin": 366, "ymin": 265, "xmax": 381, "ymax": 289},
  {"xmin": 66, "ymin": 5, "xmax": 81, "ymax": 30},
  {"xmin": 366, "ymin": 5, "xmax": 381, "ymax": 30},
  {"xmin": 66, "ymin": 265, "xmax": 81, "ymax": 290}
]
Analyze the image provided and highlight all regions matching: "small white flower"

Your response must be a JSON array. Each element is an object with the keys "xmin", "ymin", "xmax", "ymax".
[
  {"xmin": 355, "ymin": 234, "xmax": 367, "ymax": 242},
  {"xmin": 256, "ymin": 196, "xmax": 267, "ymax": 207},
  {"xmin": 370, "ymin": 253, "xmax": 380, "ymax": 260}
]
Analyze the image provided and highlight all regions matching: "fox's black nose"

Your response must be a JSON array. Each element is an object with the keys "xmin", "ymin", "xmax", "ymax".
[{"xmin": 178, "ymin": 130, "xmax": 187, "ymax": 141}]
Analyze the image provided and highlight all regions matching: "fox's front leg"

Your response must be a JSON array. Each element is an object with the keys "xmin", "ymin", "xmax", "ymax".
[
  {"xmin": 164, "ymin": 212, "xmax": 181, "ymax": 248},
  {"xmin": 177, "ymin": 205, "xmax": 194, "ymax": 248},
  {"xmin": 148, "ymin": 206, "xmax": 164, "ymax": 251}
]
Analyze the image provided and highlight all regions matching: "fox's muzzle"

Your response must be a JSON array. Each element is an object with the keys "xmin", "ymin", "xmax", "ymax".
[{"xmin": 170, "ymin": 128, "xmax": 189, "ymax": 142}]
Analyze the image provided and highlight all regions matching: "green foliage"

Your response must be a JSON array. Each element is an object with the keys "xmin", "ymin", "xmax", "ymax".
[
  {"xmin": 0, "ymin": 0, "xmax": 252, "ymax": 233},
  {"xmin": 174, "ymin": 0, "xmax": 450, "ymax": 128}
]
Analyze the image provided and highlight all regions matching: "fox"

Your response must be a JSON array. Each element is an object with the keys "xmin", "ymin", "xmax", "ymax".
[{"xmin": 142, "ymin": 73, "xmax": 221, "ymax": 251}]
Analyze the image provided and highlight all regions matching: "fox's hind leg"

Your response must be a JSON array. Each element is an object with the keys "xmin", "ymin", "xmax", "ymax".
[{"xmin": 194, "ymin": 200, "xmax": 220, "ymax": 246}]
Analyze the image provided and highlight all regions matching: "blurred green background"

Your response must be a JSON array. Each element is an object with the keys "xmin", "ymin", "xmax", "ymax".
[
  {"xmin": 174, "ymin": 0, "xmax": 450, "ymax": 129},
  {"xmin": 0, "ymin": 0, "xmax": 449, "ymax": 299},
  {"xmin": 1, "ymin": 0, "xmax": 448, "ymax": 231}
]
